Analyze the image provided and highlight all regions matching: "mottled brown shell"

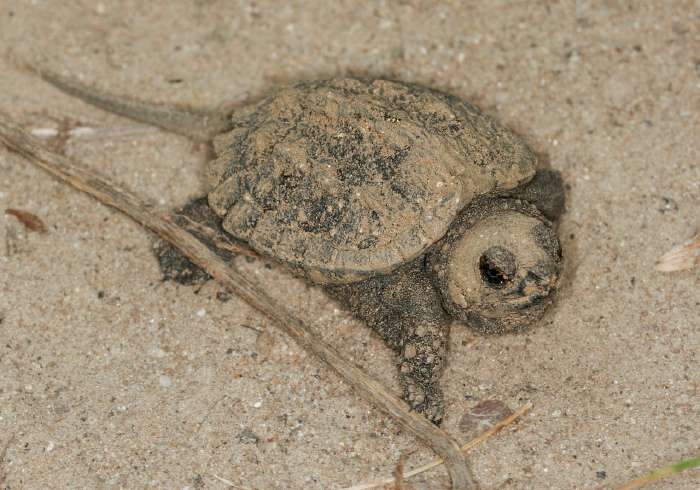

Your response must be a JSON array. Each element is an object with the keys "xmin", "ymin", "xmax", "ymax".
[{"xmin": 208, "ymin": 78, "xmax": 536, "ymax": 284}]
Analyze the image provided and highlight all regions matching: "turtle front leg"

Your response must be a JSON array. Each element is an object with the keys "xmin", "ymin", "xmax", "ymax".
[
  {"xmin": 397, "ymin": 312, "xmax": 448, "ymax": 424},
  {"xmin": 325, "ymin": 258, "xmax": 449, "ymax": 424},
  {"xmin": 154, "ymin": 197, "xmax": 248, "ymax": 285}
]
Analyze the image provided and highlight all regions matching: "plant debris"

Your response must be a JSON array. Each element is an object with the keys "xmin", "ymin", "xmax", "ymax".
[
  {"xmin": 654, "ymin": 232, "xmax": 700, "ymax": 272},
  {"xmin": 4, "ymin": 208, "xmax": 47, "ymax": 233},
  {"xmin": 459, "ymin": 399, "xmax": 514, "ymax": 438}
]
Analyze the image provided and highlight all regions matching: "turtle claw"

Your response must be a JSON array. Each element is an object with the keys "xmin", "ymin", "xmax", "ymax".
[
  {"xmin": 403, "ymin": 377, "xmax": 446, "ymax": 426},
  {"xmin": 410, "ymin": 400, "xmax": 445, "ymax": 425}
]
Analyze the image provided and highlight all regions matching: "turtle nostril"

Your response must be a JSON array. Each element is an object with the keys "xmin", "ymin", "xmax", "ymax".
[{"xmin": 533, "ymin": 262, "xmax": 555, "ymax": 283}]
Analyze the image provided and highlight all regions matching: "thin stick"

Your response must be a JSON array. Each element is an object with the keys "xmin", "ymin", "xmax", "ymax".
[
  {"xmin": 0, "ymin": 113, "xmax": 474, "ymax": 489},
  {"xmin": 0, "ymin": 433, "xmax": 16, "ymax": 485},
  {"xmin": 344, "ymin": 402, "xmax": 533, "ymax": 490}
]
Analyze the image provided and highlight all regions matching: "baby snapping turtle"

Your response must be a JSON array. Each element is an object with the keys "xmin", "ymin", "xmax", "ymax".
[{"xmin": 41, "ymin": 74, "xmax": 565, "ymax": 423}]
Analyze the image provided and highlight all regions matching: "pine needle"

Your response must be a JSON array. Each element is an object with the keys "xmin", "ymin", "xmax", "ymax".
[{"xmin": 614, "ymin": 456, "xmax": 700, "ymax": 490}]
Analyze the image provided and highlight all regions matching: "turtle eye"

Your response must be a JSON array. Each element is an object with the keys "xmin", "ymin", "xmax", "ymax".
[
  {"xmin": 477, "ymin": 246, "xmax": 516, "ymax": 289},
  {"xmin": 479, "ymin": 255, "xmax": 510, "ymax": 288}
]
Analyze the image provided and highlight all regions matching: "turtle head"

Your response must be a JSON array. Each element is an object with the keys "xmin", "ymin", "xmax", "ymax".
[{"xmin": 428, "ymin": 204, "xmax": 563, "ymax": 334}]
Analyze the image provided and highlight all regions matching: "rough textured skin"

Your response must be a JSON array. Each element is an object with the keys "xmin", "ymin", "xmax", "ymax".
[
  {"xmin": 208, "ymin": 78, "xmax": 537, "ymax": 284},
  {"xmin": 507, "ymin": 169, "xmax": 566, "ymax": 222}
]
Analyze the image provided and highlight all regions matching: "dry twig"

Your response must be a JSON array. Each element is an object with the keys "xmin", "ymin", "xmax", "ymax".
[{"xmin": 0, "ymin": 433, "xmax": 16, "ymax": 485}]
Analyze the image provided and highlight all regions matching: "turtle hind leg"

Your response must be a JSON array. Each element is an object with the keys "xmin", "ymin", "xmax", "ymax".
[
  {"xmin": 154, "ymin": 197, "xmax": 245, "ymax": 286},
  {"xmin": 33, "ymin": 65, "xmax": 234, "ymax": 143},
  {"xmin": 324, "ymin": 259, "xmax": 449, "ymax": 424}
]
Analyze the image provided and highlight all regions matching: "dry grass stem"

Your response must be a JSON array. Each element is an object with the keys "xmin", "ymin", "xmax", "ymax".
[
  {"xmin": 343, "ymin": 402, "xmax": 533, "ymax": 490},
  {"xmin": 30, "ymin": 123, "xmax": 158, "ymax": 140}
]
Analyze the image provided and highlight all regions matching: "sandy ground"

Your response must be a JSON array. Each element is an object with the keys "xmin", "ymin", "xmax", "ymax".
[{"xmin": 1, "ymin": 1, "xmax": 698, "ymax": 488}]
